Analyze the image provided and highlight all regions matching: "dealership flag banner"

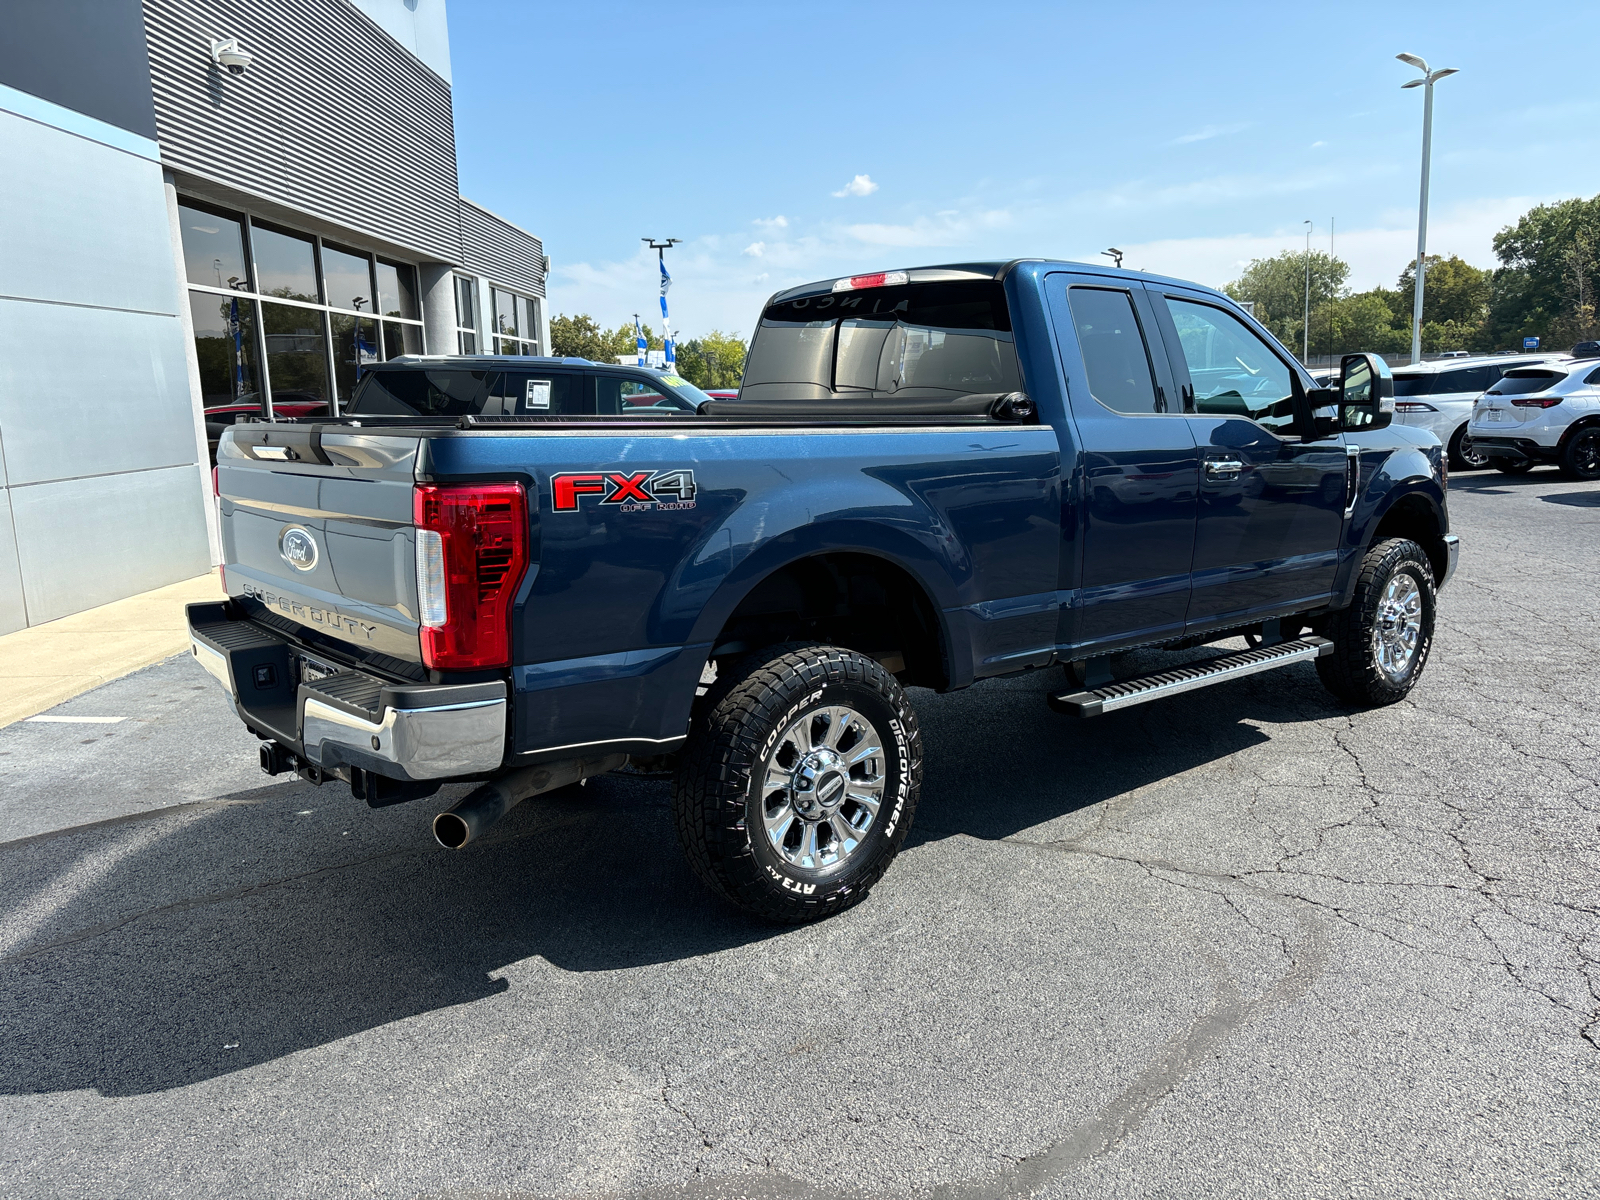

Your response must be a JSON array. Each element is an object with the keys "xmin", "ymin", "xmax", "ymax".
[
  {"xmin": 659, "ymin": 258, "xmax": 674, "ymax": 366},
  {"xmin": 635, "ymin": 315, "xmax": 647, "ymax": 365}
]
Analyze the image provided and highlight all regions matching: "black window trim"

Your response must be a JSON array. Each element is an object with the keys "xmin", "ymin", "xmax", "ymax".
[{"xmin": 1063, "ymin": 282, "xmax": 1172, "ymax": 419}]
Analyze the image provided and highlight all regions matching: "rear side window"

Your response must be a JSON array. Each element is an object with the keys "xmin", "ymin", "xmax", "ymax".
[
  {"xmin": 741, "ymin": 280, "xmax": 1021, "ymax": 402},
  {"xmin": 1064, "ymin": 287, "xmax": 1163, "ymax": 414},
  {"xmin": 1393, "ymin": 374, "xmax": 1434, "ymax": 397},
  {"xmin": 1436, "ymin": 366, "xmax": 1494, "ymax": 394},
  {"xmin": 1488, "ymin": 370, "xmax": 1563, "ymax": 396},
  {"xmin": 348, "ymin": 369, "xmax": 495, "ymax": 416},
  {"xmin": 1586, "ymin": 367, "xmax": 1600, "ymax": 385},
  {"xmin": 493, "ymin": 371, "xmax": 584, "ymax": 415}
]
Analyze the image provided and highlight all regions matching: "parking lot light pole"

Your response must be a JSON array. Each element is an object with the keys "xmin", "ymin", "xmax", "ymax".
[
  {"xmin": 1303, "ymin": 220, "xmax": 1312, "ymax": 366},
  {"xmin": 1398, "ymin": 53, "xmax": 1459, "ymax": 365}
]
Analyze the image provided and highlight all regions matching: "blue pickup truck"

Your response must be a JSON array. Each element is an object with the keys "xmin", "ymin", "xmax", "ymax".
[{"xmin": 189, "ymin": 260, "xmax": 1458, "ymax": 921}]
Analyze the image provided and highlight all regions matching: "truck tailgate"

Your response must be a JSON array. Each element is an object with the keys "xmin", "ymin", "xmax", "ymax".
[{"xmin": 217, "ymin": 426, "xmax": 425, "ymax": 666}]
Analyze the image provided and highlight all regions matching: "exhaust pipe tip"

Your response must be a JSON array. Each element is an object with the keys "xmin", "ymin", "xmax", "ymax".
[{"xmin": 433, "ymin": 811, "xmax": 472, "ymax": 850}]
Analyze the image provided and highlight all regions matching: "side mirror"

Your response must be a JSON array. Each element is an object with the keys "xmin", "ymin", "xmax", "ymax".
[{"xmin": 1338, "ymin": 352, "xmax": 1394, "ymax": 432}]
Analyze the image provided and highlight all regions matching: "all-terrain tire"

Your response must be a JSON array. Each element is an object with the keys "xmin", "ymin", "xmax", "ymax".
[
  {"xmin": 672, "ymin": 643, "xmax": 922, "ymax": 923},
  {"xmin": 1315, "ymin": 538, "xmax": 1436, "ymax": 707},
  {"xmin": 1558, "ymin": 427, "xmax": 1600, "ymax": 481}
]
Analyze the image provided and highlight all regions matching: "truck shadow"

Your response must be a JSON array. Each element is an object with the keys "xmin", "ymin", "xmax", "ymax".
[{"xmin": 0, "ymin": 659, "xmax": 1343, "ymax": 1098}]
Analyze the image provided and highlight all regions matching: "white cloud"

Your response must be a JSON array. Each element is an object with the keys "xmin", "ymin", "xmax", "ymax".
[
  {"xmin": 753, "ymin": 215, "xmax": 788, "ymax": 229},
  {"xmin": 742, "ymin": 242, "xmax": 765, "ymax": 257},
  {"xmin": 832, "ymin": 174, "xmax": 879, "ymax": 198},
  {"xmin": 1171, "ymin": 122, "xmax": 1250, "ymax": 145},
  {"xmin": 1310, "ymin": 140, "xmax": 1328, "ymax": 148}
]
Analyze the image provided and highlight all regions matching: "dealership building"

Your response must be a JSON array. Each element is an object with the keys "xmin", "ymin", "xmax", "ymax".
[{"xmin": 0, "ymin": 0, "xmax": 546, "ymax": 634}]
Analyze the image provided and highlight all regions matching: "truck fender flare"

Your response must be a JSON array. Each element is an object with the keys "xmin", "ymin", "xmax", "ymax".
[{"xmin": 684, "ymin": 518, "xmax": 964, "ymax": 680}]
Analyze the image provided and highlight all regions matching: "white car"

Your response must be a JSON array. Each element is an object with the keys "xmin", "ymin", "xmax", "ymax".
[
  {"xmin": 1467, "ymin": 358, "xmax": 1600, "ymax": 480},
  {"xmin": 1391, "ymin": 354, "xmax": 1567, "ymax": 470}
]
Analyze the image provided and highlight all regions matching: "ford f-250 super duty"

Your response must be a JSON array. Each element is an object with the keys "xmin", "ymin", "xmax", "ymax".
[{"xmin": 189, "ymin": 260, "xmax": 1459, "ymax": 922}]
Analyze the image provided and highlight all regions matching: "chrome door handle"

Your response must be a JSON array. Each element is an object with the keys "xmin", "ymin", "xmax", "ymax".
[{"xmin": 1203, "ymin": 457, "xmax": 1242, "ymax": 478}]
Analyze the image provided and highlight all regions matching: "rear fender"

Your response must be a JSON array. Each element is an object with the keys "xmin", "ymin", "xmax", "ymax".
[{"xmin": 683, "ymin": 516, "xmax": 969, "ymax": 684}]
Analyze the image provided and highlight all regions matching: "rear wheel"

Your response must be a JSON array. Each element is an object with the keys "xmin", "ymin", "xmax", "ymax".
[
  {"xmin": 673, "ymin": 643, "xmax": 921, "ymax": 923},
  {"xmin": 1448, "ymin": 425, "xmax": 1489, "ymax": 471},
  {"xmin": 1559, "ymin": 428, "xmax": 1600, "ymax": 481},
  {"xmin": 1495, "ymin": 459, "xmax": 1536, "ymax": 475},
  {"xmin": 1316, "ymin": 538, "xmax": 1436, "ymax": 707}
]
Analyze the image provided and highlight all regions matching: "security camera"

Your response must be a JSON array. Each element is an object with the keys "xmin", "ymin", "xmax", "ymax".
[{"xmin": 209, "ymin": 37, "xmax": 253, "ymax": 77}]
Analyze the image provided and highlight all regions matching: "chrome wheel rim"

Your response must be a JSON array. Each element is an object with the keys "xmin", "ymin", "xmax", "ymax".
[
  {"xmin": 1372, "ymin": 572, "xmax": 1423, "ymax": 682},
  {"xmin": 759, "ymin": 705, "xmax": 886, "ymax": 872}
]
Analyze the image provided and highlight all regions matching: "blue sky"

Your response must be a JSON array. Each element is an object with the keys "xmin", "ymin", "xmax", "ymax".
[{"xmin": 449, "ymin": 0, "xmax": 1600, "ymax": 339}]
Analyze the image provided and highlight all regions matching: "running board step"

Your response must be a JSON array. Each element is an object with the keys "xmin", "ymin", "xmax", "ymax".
[{"xmin": 1048, "ymin": 636, "xmax": 1334, "ymax": 717}]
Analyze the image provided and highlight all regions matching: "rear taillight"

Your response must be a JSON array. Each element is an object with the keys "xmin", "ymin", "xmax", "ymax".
[
  {"xmin": 212, "ymin": 466, "xmax": 220, "ymax": 494},
  {"xmin": 1394, "ymin": 401, "xmax": 1436, "ymax": 413},
  {"xmin": 413, "ymin": 482, "xmax": 529, "ymax": 670},
  {"xmin": 1510, "ymin": 396, "xmax": 1563, "ymax": 408}
]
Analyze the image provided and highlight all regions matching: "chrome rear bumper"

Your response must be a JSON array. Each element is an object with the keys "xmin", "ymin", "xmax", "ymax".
[{"xmin": 187, "ymin": 602, "xmax": 506, "ymax": 781}]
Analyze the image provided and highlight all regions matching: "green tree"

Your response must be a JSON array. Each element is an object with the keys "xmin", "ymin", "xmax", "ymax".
[
  {"xmin": 550, "ymin": 314, "xmax": 665, "ymax": 363},
  {"xmin": 672, "ymin": 330, "xmax": 747, "ymax": 389},
  {"xmin": 1486, "ymin": 194, "xmax": 1600, "ymax": 350},
  {"xmin": 1395, "ymin": 254, "xmax": 1491, "ymax": 329},
  {"xmin": 1223, "ymin": 250, "xmax": 1349, "ymax": 346},
  {"xmin": 1309, "ymin": 292, "xmax": 1410, "ymax": 358}
]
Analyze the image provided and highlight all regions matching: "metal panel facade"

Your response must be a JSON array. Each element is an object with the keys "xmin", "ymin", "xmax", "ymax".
[
  {"xmin": 143, "ymin": 0, "xmax": 462, "ymax": 264},
  {"xmin": 461, "ymin": 199, "xmax": 545, "ymax": 297}
]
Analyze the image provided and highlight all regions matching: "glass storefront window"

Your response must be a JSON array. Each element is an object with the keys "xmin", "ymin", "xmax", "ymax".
[
  {"xmin": 519, "ymin": 296, "xmax": 539, "ymax": 346},
  {"xmin": 253, "ymin": 224, "xmax": 321, "ymax": 303},
  {"xmin": 493, "ymin": 288, "xmax": 518, "ymax": 338},
  {"xmin": 189, "ymin": 290, "xmax": 262, "ymax": 408},
  {"xmin": 383, "ymin": 320, "xmax": 421, "ymax": 359},
  {"xmin": 178, "ymin": 203, "xmax": 250, "ymax": 290},
  {"xmin": 262, "ymin": 302, "xmax": 330, "ymax": 404},
  {"xmin": 322, "ymin": 244, "xmax": 376, "ymax": 313},
  {"xmin": 459, "ymin": 331, "xmax": 478, "ymax": 354},
  {"xmin": 331, "ymin": 313, "xmax": 380, "ymax": 404},
  {"xmin": 376, "ymin": 260, "xmax": 419, "ymax": 319},
  {"xmin": 454, "ymin": 276, "xmax": 476, "ymax": 329}
]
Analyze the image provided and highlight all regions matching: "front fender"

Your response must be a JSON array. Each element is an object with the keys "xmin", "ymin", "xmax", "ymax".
[{"xmin": 1336, "ymin": 435, "xmax": 1449, "ymax": 604}]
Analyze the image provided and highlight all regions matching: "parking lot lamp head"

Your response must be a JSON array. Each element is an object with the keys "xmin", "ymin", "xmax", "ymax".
[{"xmin": 1398, "ymin": 53, "xmax": 1459, "ymax": 365}]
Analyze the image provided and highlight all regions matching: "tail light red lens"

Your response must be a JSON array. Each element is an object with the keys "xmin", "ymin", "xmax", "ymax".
[
  {"xmin": 1510, "ymin": 396, "xmax": 1563, "ymax": 408},
  {"xmin": 413, "ymin": 482, "xmax": 529, "ymax": 670}
]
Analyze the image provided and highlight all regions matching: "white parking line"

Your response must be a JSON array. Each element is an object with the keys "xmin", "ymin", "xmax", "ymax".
[{"xmin": 24, "ymin": 716, "xmax": 127, "ymax": 724}]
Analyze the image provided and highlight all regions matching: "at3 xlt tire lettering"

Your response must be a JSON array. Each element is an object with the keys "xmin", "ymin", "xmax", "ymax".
[{"xmin": 672, "ymin": 643, "xmax": 922, "ymax": 923}]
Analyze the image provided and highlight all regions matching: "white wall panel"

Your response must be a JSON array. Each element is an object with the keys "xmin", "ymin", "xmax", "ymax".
[
  {"xmin": 0, "ymin": 109, "xmax": 179, "ymax": 315},
  {"xmin": 0, "ymin": 298, "xmax": 197, "ymax": 487},
  {"xmin": 9, "ymin": 465, "xmax": 209, "ymax": 623},
  {"xmin": 0, "ymin": 490, "xmax": 27, "ymax": 635}
]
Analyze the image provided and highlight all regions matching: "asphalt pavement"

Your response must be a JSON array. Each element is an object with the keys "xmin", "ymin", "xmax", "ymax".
[{"xmin": 1, "ymin": 469, "xmax": 1596, "ymax": 1200}]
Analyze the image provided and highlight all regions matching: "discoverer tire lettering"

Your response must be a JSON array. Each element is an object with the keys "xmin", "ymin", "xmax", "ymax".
[{"xmin": 672, "ymin": 643, "xmax": 922, "ymax": 923}]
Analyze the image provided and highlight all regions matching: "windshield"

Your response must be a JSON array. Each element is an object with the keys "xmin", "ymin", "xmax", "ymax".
[
  {"xmin": 1487, "ymin": 370, "xmax": 1564, "ymax": 396},
  {"xmin": 1392, "ymin": 374, "xmax": 1434, "ymax": 397},
  {"xmin": 741, "ymin": 280, "xmax": 1020, "ymax": 402}
]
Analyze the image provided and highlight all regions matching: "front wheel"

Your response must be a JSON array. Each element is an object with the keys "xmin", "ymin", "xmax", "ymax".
[
  {"xmin": 1448, "ymin": 425, "xmax": 1490, "ymax": 471},
  {"xmin": 1316, "ymin": 538, "xmax": 1436, "ymax": 707},
  {"xmin": 1559, "ymin": 428, "xmax": 1600, "ymax": 481},
  {"xmin": 673, "ymin": 644, "xmax": 922, "ymax": 923}
]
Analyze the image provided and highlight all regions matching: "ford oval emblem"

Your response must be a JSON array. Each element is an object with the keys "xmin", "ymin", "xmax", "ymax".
[{"xmin": 280, "ymin": 526, "xmax": 319, "ymax": 572}]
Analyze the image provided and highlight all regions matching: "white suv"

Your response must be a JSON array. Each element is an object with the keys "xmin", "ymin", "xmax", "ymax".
[
  {"xmin": 1391, "ymin": 354, "xmax": 1567, "ymax": 470},
  {"xmin": 1467, "ymin": 358, "xmax": 1600, "ymax": 480}
]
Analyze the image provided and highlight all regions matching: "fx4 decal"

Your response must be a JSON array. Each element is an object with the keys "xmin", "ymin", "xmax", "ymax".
[{"xmin": 551, "ymin": 468, "xmax": 698, "ymax": 513}]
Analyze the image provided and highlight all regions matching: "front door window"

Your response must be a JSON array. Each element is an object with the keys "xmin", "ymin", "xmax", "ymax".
[{"xmin": 1166, "ymin": 300, "xmax": 1297, "ymax": 433}]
